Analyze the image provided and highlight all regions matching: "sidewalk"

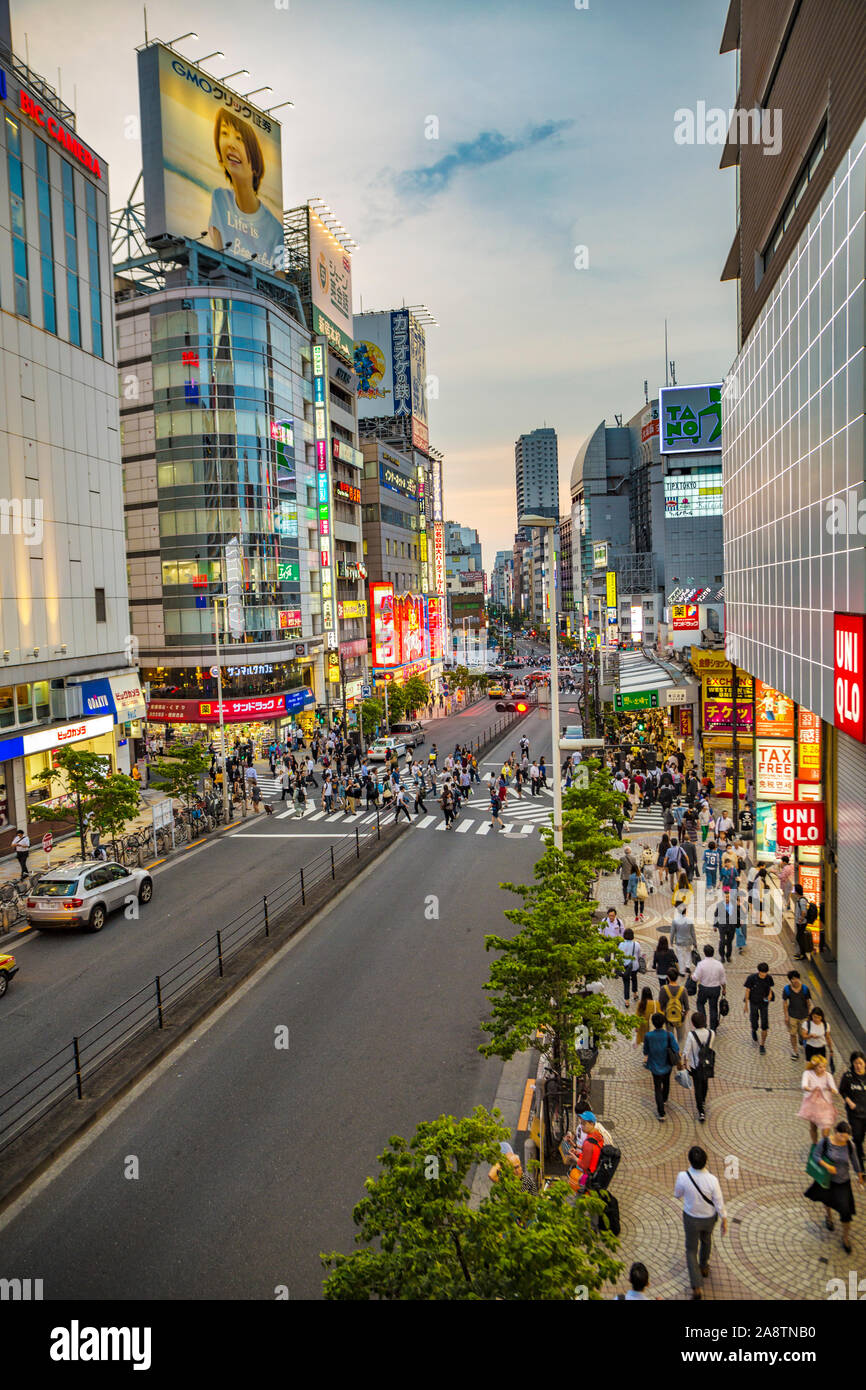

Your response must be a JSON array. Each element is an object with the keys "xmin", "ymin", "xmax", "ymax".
[{"xmin": 599, "ymin": 819, "xmax": 865, "ymax": 1301}]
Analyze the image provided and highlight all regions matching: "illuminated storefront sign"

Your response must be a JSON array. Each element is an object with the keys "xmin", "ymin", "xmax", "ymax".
[
  {"xmin": 334, "ymin": 479, "xmax": 361, "ymax": 505},
  {"xmin": 337, "ymin": 599, "xmax": 368, "ymax": 619},
  {"xmin": 664, "ymin": 471, "xmax": 724, "ymax": 518},
  {"xmin": 277, "ymin": 562, "xmax": 299, "ymax": 583},
  {"xmin": 313, "ymin": 343, "xmax": 339, "ymax": 652},
  {"xmin": 755, "ymin": 738, "xmax": 795, "ymax": 799},
  {"xmin": 606, "ymin": 570, "xmax": 617, "ymax": 608},
  {"xmin": 147, "ymin": 690, "xmax": 314, "ymax": 724},
  {"xmin": 379, "ymin": 463, "xmax": 417, "ymax": 498},
  {"xmin": 777, "ymin": 801, "xmax": 825, "ymax": 848},
  {"xmin": 797, "ymin": 709, "xmax": 822, "ymax": 782},
  {"xmin": 703, "ymin": 701, "xmax": 754, "ymax": 734},
  {"xmin": 427, "ymin": 595, "xmax": 444, "ymax": 659},
  {"xmin": 592, "ymin": 542, "xmax": 608, "ymax": 570},
  {"xmin": 19, "ymin": 89, "xmax": 103, "ymax": 178},
  {"xmin": 371, "ymin": 582, "xmax": 396, "ymax": 666},
  {"xmin": 433, "ymin": 521, "xmax": 446, "ymax": 596},
  {"xmin": 672, "ymin": 604, "xmax": 700, "ymax": 630},
  {"xmin": 278, "ymin": 609, "xmax": 302, "ymax": 629},
  {"xmin": 755, "ymin": 680, "xmax": 795, "ymax": 738},
  {"xmin": 833, "ymin": 611, "xmax": 865, "ymax": 742}
]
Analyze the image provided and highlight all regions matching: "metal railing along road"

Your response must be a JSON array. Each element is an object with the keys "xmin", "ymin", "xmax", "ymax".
[{"xmin": 0, "ymin": 701, "xmax": 534, "ymax": 1160}]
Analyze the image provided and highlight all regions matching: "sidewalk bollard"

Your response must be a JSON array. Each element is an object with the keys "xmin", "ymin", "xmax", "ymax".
[
  {"xmin": 300, "ymin": 867, "xmax": 305, "ymax": 905},
  {"xmin": 376, "ymin": 809, "xmax": 380, "ymax": 840},
  {"xmin": 155, "ymin": 975, "xmax": 164, "ymax": 1028},
  {"xmin": 355, "ymin": 826, "xmax": 360, "ymax": 858},
  {"xmin": 72, "ymin": 1036, "xmax": 83, "ymax": 1100}
]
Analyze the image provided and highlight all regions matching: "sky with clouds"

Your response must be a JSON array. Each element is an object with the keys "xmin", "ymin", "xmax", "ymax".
[{"xmin": 15, "ymin": 0, "xmax": 738, "ymax": 569}]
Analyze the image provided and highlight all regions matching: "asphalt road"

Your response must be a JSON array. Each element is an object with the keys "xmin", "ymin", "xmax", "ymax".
[
  {"xmin": 0, "ymin": 695, "xmax": 534, "ymax": 1082},
  {"xmin": 0, "ymin": 704, "xmax": 566, "ymax": 1300}
]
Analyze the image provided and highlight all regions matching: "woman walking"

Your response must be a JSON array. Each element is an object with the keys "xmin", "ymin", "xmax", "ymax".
[
  {"xmin": 683, "ymin": 1010, "xmax": 716, "ymax": 1123},
  {"xmin": 652, "ymin": 934, "xmax": 678, "ymax": 991},
  {"xmin": 672, "ymin": 870, "xmax": 693, "ymax": 913},
  {"xmin": 799, "ymin": 1055, "xmax": 840, "ymax": 1144},
  {"xmin": 802, "ymin": 1007, "xmax": 834, "ymax": 1066},
  {"xmin": 634, "ymin": 986, "xmax": 656, "ymax": 1048},
  {"xmin": 840, "ymin": 1053, "xmax": 866, "ymax": 1168},
  {"xmin": 619, "ymin": 926, "xmax": 641, "ymax": 1004},
  {"xmin": 805, "ymin": 1120, "xmax": 864, "ymax": 1252},
  {"xmin": 627, "ymin": 865, "xmax": 648, "ymax": 922}
]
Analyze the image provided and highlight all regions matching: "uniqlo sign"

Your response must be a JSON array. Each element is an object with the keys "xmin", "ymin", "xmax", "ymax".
[
  {"xmin": 776, "ymin": 801, "xmax": 825, "ymax": 847},
  {"xmin": 834, "ymin": 613, "xmax": 866, "ymax": 741}
]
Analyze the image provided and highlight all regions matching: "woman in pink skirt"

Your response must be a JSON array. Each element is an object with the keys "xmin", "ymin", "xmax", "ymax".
[{"xmin": 798, "ymin": 1055, "xmax": 840, "ymax": 1144}]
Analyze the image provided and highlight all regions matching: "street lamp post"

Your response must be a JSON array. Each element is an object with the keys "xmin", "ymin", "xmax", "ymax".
[
  {"xmin": 520, "ymin": 516, "xmax": 562, "ymax": 851},
  {"xmin": 211, "ymin": 595, "xmax": 231, "ymax": 825}
]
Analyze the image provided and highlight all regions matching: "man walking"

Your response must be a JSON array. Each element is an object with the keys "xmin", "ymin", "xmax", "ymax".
[
  {"xmin": 692, "ymin": 945, "xmax": 727, "ymax": 1032},
  {"xmin": 713, "ymin": 892, "xmax": 741, "ymax": 964},
  {"xmin": 11, "ymin": 827, "xmax": 30, "ymax": 879},
  {"xmin": 674, "ymin": 1146, "xmax": 727, "ymax": 1300},
  {"xmin": 392, "ymin": 784, "xmax": 412, "ymax": 824},
  {"xmin": 670, "ymin": 905, "xmax": 697, "ymax": 977},
  {"xmin": 643, "ymin": 1013, "xmax": 680, "ymax": 1121},
  {"xmin": 440, "ymin": 784, "xmax": 455, "ymax": 829},
  {"xmin": 782, "ymin": 969, "xmax": 812, "ymax": 1060},
  {"xmin": 743, "ymin": 962, "xmax": 775, "ymax": 1054},
  {"xmin": 529, "ymin": 761, "xmax": 541, "ymax": 796},
  {"xmin": 793, "ymin": 884, "xmax": 815, "ymax": 960}
]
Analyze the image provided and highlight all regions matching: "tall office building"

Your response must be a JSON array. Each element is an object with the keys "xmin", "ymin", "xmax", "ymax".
[
  {"xmin": 515, "ymin": 427, "xmax": 559, "ymax": 524},
  {"xmin": 0, "ymin": 6, "xmax": 145, "ymax": 854}
]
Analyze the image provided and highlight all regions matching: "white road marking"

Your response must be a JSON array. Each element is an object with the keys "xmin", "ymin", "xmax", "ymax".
[{"xmin": 455, "ymin": 819, "xmax": 474, "ymax": 833}]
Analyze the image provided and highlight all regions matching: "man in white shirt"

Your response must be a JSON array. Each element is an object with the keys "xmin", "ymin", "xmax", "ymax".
[
  {"xmin": 674, "ymin": 1145, "xmax": 728, "ymax": 1300},
  {"xmin": 691, "ymin": 945, "xmax": 727, "ymax": 1030},
  {"xmin": 715, "ymin": 811, "xmax": 734, "ymax": 839},
  {"xmin": 529, "ymin": 762, "xmax": 541, "ymax": 796}
]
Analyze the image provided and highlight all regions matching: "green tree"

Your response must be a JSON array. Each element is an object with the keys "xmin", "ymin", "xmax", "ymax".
[
  {"xmin": 151, "ymin": 742, "xmax": 210, "ymax": 810},
  {"xmin": 31, "ymin": 748, "xmax": 141, "ymax": 856},
  {"xmin": 383, "ymin": 682, "xmax": 406, "ymax": 724},
  {"xmin": 402, "ymin": 675, "xmax": 430, "ymax": 715},
  {"xmin": 361, "ymin": 698, "xmax": 383, "ymax": 739},
  {"xmin": 480, "ymin": 845, "xmax": 634, "ymax": 1080},
  {"xmin": 321, "ymin": 1107, "xmax": 621, "ymax": 1300},
  {"xmin": 559, "ymin": 758, "xmax": 623, "ymax": 891}
]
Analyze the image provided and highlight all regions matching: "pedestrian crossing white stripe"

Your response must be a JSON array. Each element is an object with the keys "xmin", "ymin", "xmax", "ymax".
[
  {"xmin": 344, "ymin": 813, "xmax": 361, "ymax": 822},
  {"xmin": 435, "ymin": 819, "xmax": 449, "ymax": 830},
  {"xmin": 477, "ymin": 821, "xmax": 491, "ymax": 835},
  {"xmin": 303, "ymin": 805, "xmax": 317, "ymax": 817},
  {"xmin": 455, "ymin": 819, "xmax": 473, "ymax": 833},
  {"xmin": 361, "ymin": 812, "xmax": 378, "ymax": 823},
  {"xmin": 521, "ymin": 825, "xmax": 534, "ymax": 835},
  {"xmin": 416, "ymin": 815, "xmax": 436, "ymax": 828},
  {"xmin": 276, "ymin": 809, "xmax": 293, "ymax": 819},
  {"xmin": 308, "ymin": 811, "xmax": 326, "ymax": 821},
  {"xmin": 326, "ymin": 812, "xmax": 345, "ymax": 823}
]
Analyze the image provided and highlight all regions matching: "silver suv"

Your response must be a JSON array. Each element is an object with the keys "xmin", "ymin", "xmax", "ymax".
[{"xmin": 26, "ymin": 861, "xmax": 154, "ymax": 932}]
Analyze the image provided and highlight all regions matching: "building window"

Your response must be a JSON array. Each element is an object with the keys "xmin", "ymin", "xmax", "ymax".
[
  {"xmin": 94, "ymin": 587, "xmax": 106, "ymax": 623},
  {"xmin": 6, "ymin": 117, "xmax": 29, "ymax": 318},
  {"xmin": 62, "ymin": 162, "xmax": 81, "ymax": 347},
  {"xmin": 85, "ymin": 183, "xmax": 103, "ymax": 357},
  {"xmin": 762, "ymin": 119, "xmax": 827, "ymax": 276},
  {"xmin": 35, "ymin": 140, "xmax": 57, "ymax": 334}
]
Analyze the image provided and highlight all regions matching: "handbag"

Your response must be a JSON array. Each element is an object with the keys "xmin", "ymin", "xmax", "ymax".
[
  {"xmin": 690, "ymin": 948, "xmax": 701, "ymax": 967},
  {"xmin": 637, "ymin": 950, "xmax": 647, "ymax": 974},
  {"xmin": 675, "ymin": 1068, "xmax": 693, "ymax": 1090},
  {"xmin": 806, "ymin": 1142, "xmax": 831, "ymax": 1189},
  {"xmin": 719, "ymin": 996, "xmax": 730, "ymax": 1017},
  {"xmin": 685, "ymin": 973, "xmax": 697, "ymax": 996},
  {"xmin": 637, "ymin": 880, "xmax": 649, "ymax": 900}
]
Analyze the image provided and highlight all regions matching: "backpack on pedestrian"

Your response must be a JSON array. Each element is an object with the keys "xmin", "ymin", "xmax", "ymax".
[
  {"xmin": 662, "ymin": 983, "xmax": 687, "ymax": 1026},
  {"xmin": 587, "ymin": 1144, "xmax": 622, "ymax": 1192},
  {"xmin": 598, "ymin": 1189, "xmax": 621, "ymax": 1236},
  {"xmin": 694, "ymin": 1033, "xmax": 716, "ymax": 1080}
]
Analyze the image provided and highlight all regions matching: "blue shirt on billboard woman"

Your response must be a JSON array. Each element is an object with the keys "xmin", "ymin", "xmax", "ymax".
[{"xmin": 208, "ymin": 110, "xmax": 284, "ymax": 272}]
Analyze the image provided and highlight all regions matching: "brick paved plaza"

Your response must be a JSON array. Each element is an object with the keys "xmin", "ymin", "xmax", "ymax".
[{"xmin": 597, "ymin": 827, "xmax": 864, "ymax": 1302}]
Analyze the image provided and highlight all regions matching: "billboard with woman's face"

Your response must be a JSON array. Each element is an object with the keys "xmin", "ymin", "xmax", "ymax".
[{"xmin": 138, "ymin": 44, "xmax": 285, "ymax": 273}]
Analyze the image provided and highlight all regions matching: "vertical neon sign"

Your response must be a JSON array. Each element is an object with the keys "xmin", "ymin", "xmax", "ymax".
[{"xmin": 313, "ymin": 342, "xmax": 339, "ymax": 657}]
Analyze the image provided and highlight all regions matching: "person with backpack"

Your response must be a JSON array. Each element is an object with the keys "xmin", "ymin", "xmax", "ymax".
[
  {"xmin": 652, "ymin": 934, "xmax": 678, "ymax": 990},
  {"xmin": 674, "ymin": 1146, "xmax": 728, "ymax": 1300},
  {"xmin": 489, "ymin": 786, "xmax": 504, "ymax": 832},
  {"xmin": 743, "ymin": 962, "xmax": 775, "ymax": 1054},
  {"xmin": 802, "ymin": 1006, "xmax": 834, "ymax": 1067},
  {"xmin": 619, "ymin": 927, "xmax": 642, "ymax": 1003},
  {"xmin": 782, "ymin": 970, "xmax": 812, "ymax": 1060},
  {"xmin": 839, "ymin": 1053, "xmax": 866, "ymax": 1168},
  {"xmin": 643, "ymin": 1013, "xmax": 681, "ymax": 1121},
  {"xmin": 659, "ymin": 966, "xmax": 689, "ymax": 1046},
  {"xmin": 683, "ymin": 1010, "xmax": 716, "ymax": 1122},
  {"xmin": 804, "ymin": 1120, "xmax": 864, "ymax": 1252},
  {"xmin": 664, "ymin": 838, "xmax": 687, "ymax": 891},
  {"xmin": 793, "ymin": 884, "xmax": 817, "ymax": 960}
]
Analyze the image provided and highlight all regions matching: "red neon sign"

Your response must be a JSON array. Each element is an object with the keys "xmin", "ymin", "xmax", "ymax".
[
  {"xmin": 834, "ymin": 612, "xmax": 865, "ymax": 742},
  {"xmin": 19, "ymin": 90, "xmax": 102, "ymax": 178}
]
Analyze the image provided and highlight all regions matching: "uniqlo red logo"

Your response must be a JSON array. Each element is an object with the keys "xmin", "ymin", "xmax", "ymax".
[
  {"xmin": 777, "ymin": 802, "xmax": 825, "ymax": 847},
  {"xmin": 834, "ymin": 612, "xmax": 866, "ymax": 741}
]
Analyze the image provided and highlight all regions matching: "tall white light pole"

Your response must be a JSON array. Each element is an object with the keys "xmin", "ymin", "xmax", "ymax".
[
  {"xmin": 212, "ymin": 595, "xmax": 231, "ymax": 824},
  {"xmin": 520, "ymin": 515, "xmax": 562, "ymax": 850}
]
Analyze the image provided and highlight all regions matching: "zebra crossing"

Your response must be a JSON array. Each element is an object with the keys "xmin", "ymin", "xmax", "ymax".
[
  {"xmin": 250, "ymin": 802, "xmax": 540, "ymax": 839},
  {"xmin": 626, "ymin": 802, "xmax": 666, "ymax": 834}
]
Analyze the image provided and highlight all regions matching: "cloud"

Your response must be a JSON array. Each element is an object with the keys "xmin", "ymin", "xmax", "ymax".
[{"xmin": 394, "ymin": 119, "xmax": 573, "ymax": 202}]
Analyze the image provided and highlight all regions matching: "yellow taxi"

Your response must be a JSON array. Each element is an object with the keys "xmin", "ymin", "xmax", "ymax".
[
  {"xmin": 0, "ymin": 951, "xmax": 18, "ymax": 998},
  {"xmin": 488, "ymin": 684, "xmax": 505, "ymax": 698}
]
